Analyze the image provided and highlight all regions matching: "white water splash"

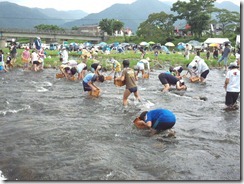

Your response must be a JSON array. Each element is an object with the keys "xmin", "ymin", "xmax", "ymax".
[
  {"xmin": 0, "ymin": 105, "xmax": 31, "ymax": 116},
  {"xmin": 0, "ymin": 170, "xmax": 7, "ymax": 181},
  {"xmin": 37, "ymin": 87, "xmax": 49, "ymax": 92}
]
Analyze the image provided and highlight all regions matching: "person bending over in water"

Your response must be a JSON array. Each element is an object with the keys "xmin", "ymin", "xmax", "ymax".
[
  {"xmin": 158, "ymin": 72, "xmax": 187, "ymax": 92},
  {"xmin": 115, "ymin": 59, "xmax": 141, "ymax": 106},
  {"xmin": 59, "ymin": 64, "xmax": 77, "ymax": 80},
  {"xmin": 76, "ymin": 62, "xmax": 87, "ymax": 80},
  {"xmin": 169, "ymin": 65, "xmax": 183, "ymax": 79},
  {"xmin": 134, "ymin": 57, "xmax": 150, "ymax": 79},
  {"xmin": 91, "ymin": 63, "xmax": 102, "ymax": 76},
  {"xmin": 194, "ymin": 56, "xmax": 210, "ymax": 83},
  {"xmin": 110, "ymin": 58, "xmax": 121, "ymax": 79},
  {"xmin": 134, "ymin": 108, "xmax": 176, "ymax": 135},
  {"xmin": 82, "ymin": 72, "xmax": 104, "ymax": 94}
]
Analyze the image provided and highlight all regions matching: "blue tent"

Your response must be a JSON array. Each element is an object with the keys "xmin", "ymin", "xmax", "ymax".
[
  {"xmin": 113, "ymin": 42, "xmax": 120, "ymax": 47},
  {"xmin": 177, "ymin": 44, "xmax": 185, "ymax": 50},
  {"xmin": 161, "ymin": 46, "xmax": 170, "ymax": 54}
]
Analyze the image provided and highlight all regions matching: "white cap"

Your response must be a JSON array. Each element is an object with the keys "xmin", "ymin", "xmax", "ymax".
[{"xmin": 228, "ymin": 62, "xmax": 238, "ymax": 69}]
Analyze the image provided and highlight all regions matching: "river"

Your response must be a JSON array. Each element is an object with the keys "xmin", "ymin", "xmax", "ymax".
[{"xmin": 0, "ymin": 67, "xmax": 240, "ymax": 181}]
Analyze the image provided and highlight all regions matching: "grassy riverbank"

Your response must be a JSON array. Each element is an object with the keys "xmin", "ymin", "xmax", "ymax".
[{"xmin": 2, "ymin": 48, "xmax": 236, "ymax": 71}]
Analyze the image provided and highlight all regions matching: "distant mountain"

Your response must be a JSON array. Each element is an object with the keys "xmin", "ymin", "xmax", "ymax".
[
  {"xmin": 0, "ymin": 1, "xmax": 88, "ymax": 28},
  {"xmin": 214, "ymin": 1, "xmax": 240, "ymax": 12},
  {"xmin": 0, "ymin": 0, "xmax": 240, "ymax": 31},
  {"xmin": 62, "ymin": 0, "xmax": 240, "ymax": 32},
  {"xmin": 37, "ymin": 8, "xmax": 88, "ymax": 23},
  {"xmin": 62, "ymin": 0, "xmax": 172, "ymax": 31}
]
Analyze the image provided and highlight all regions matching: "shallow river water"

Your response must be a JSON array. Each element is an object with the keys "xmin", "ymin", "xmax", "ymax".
[{"xmin": 0, "ymin": 67, "xmax": 240, "ymax": 181}]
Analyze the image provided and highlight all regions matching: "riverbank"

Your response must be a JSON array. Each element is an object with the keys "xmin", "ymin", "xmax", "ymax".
[{"xmin": 2, "ymin": 48, "xmax": 236, "ymax": 71}]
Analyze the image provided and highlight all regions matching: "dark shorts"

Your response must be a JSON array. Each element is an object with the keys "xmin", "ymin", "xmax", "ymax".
[
  {"xmin": 201, "ymin": 70, "xmax": 209, "ymax": 79},
  {"xmin": 83, "ymin": 81, "xmax": 91, "ymax": 92},
  {"xmin": 154, "ymin": 121, "xmax": 175, "ymax": 131},
  {"xmin": 158, "ymin": 73, "xmax": 168, "ymax": 85},
  {"xmin": 129, "ymin": 87, "xmax": 138, "ymax": 93},
  {"xmin": 10, "ymin": 53, "xmax": 17, "ymax": 59},
  {"xmin": 225, "ymin": 92, "xmax": 239, "ymax": 106},
  {"xmin": 33, "ymin": 60, "xmax": 40, "ymax": 65}
]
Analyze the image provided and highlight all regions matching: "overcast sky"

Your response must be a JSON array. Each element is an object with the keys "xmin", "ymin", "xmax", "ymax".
[{"xmin": 0, "ymin": 0, "xmax": 240, "ymax": 13}]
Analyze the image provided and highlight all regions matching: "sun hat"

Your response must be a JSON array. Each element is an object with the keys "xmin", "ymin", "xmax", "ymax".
[
  {"xmin": 228, "ymin": 62, "xmax": 238, "ymax": 69},
  {"xmin": 194, "ymin": 55, "xmax": 201, "ymax": 62}
]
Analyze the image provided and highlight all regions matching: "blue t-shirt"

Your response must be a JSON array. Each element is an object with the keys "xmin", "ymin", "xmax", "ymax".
[
  {"xmin": 145, "ymin": 108, "xmax": 176, "ymax": 126},
  {"xmin": 83, "ymin": 73, "xmax": 97, "ymax": 84},
  {"xmin": 222, "ymin": 47, "xmax": 230, "ymax": 57}
]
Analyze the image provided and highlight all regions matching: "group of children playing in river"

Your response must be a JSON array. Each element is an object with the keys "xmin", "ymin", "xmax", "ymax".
[{"xmin": 0, "ymin": 45, "xmax": 240, "ymax": 135}]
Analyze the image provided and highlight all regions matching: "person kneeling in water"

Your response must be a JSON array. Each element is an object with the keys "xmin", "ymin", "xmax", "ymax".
[{"xmin": 135, "ymin": 108, "xmax": 176, "ymax": 135}]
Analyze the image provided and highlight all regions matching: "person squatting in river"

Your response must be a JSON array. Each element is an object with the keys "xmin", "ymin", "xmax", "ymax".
[{"xmin": 134, "ymin": 108, "xmax": 176, "ymax": 135}]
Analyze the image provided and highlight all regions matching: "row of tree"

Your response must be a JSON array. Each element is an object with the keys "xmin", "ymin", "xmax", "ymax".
[
  {"xmin": 33, "ymin": 0, "xmax": 240, "ymax": 44},
  {"xmin": 98, "ymin": 0, "xmax": 239, "ymax": 41}
]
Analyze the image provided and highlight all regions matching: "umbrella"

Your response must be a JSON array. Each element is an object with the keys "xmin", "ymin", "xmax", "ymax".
[
  {"xmin": 140, "ymin": 41, "xmax": 149, "ymax": 46},
  {"xmin": 178, "ymin": 42, "xmax": 185, "ymax": 46},
  {"xmin": 209, "ymin": 43, "xmax": 219, "ymax": 47},
  {"xmin": 99, "ymin": 42, "xmax": 107, "ymax": 46},
  {"xmin": 148, "ymin": 41, "xmax": 155, "ymax": 45},
  {"xmin": 161, "ymin": 46, "xmax": 170, "ymax": 53},
  {"xmin": 188, "ymin": 40, "xmax": 201, "ymax": 47},
  {"xmin": 152, "ymin": 45, "xmax": 161, "ymax": 50},
  {"xmin": 177, "ymin": 44, "xmax": 185, "ymax": 50},
  {"xmin": 113, "ymin": 42, "xmax": 120, "ymax": 47},
  {"xmin": 165, "ymin": 42, "xmax": 175, "ymax": 47}
]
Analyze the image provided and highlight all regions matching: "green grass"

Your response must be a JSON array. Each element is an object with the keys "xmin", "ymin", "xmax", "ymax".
[{"xmin": 2, "ymin": 47, "xmax": 233, "ymax": 70}]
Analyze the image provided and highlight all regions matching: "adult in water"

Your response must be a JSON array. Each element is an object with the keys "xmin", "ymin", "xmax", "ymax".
[
  {"xmin": 134, "ymin": 108, "xmax": 176, "ymax": 135},
  {"xmin": 158, "ymin": 72, "xmax": 187, "ymax": 92}
]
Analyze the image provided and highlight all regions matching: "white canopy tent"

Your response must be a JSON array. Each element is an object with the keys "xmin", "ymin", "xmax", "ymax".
[{"xmin": 204, "ymin": 38, "xmax": 230, "ymax": 45}]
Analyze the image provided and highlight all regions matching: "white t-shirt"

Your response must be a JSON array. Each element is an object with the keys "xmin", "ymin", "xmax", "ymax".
[
  {"xmin": 77, "ymin": 63, "xmax": 87, "ymax": 73},
  {"xmin": 68, "ymin": 60, "xmax": 77, "ymax": 67},
  {"xmin": 61, "ymin": 50, "xmax": 69, "ymax": 64},
  {"xmin": 226, "ymin": 68, "xmax": 240, "ymax": 92},
  {"xmin": 196, "ymin": 59, "xmax": 209, "ymax": 75},
  {"xmin": 31, "ymin": 52, "xmax": 39, "ymax": 62}
]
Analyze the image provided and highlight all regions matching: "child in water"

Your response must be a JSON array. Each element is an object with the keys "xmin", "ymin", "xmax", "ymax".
[{"xmin": 115, "ymin": 59, "xmax": 141, "ymax": 106}]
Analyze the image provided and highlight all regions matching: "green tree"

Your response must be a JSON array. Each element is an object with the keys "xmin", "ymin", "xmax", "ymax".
[
  {"xmin": 171, "ymin": 0, "xmax": 216, "ymax": 38},
  {"xmin": 34, "ymin": 24, "xmax": 64, "ymax": 31},
  {"xmin": 214, "ymin": 9, "xmax": 240, "ymax": 35},
  {"xmin": 99, "ymin": 19, "xmax": 124, "ymax": 36},
  {"xmin": 136, "ymin": 12, "xmax": 175, "ymax": 42},
  {"xmin": 71, "ymin": 26, "xmax": 79, "ymax": 30}
]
